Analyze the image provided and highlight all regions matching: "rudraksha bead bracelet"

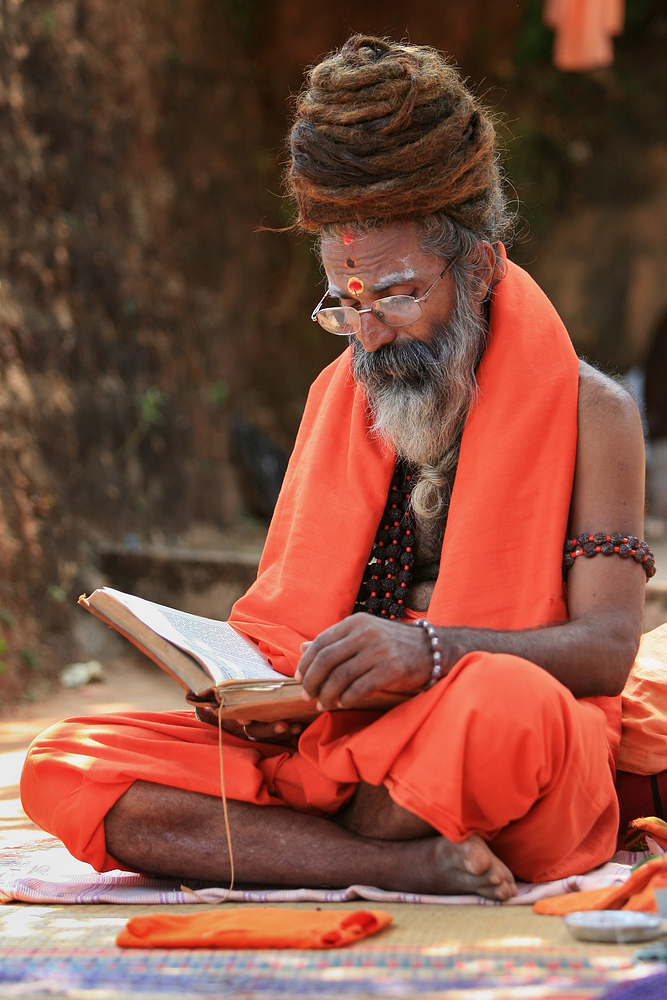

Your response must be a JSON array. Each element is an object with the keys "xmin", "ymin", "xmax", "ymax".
[{"xmin": 563, "ymin": 533, "xmax": 656, "ymax": 579}]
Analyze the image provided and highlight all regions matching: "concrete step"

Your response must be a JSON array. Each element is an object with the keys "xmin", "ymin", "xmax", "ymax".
[{"xmin": 95, "ymin": 542, "xmax": 262, "ymax": 621}]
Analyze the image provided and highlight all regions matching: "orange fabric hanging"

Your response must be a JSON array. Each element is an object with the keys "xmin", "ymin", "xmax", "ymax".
[
  {"xmin": 544, "ymin": 0, "xmax": 625, "ymax": 71},
  {"xmin": 232, "ymin": 250, "xmax": 576, "ymax": 648},
  {"xmin": 117, "ymin": 907, "xmax": 392, "ymax": 949}
]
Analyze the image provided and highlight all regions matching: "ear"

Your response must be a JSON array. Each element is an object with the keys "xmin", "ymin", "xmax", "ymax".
[{"xmin": 473, "ymin": 242, "xmax": 498, "ymax": 301}]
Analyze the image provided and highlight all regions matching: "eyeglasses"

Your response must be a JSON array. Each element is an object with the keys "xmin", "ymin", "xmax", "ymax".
[{"xmin": 311, "ymin": 260, "xmax": 453, "ymax": 336}]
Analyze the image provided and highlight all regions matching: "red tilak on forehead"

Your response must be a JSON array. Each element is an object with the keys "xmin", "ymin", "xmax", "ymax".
[
  {"xmin": 347, "ymin": 277, "xmax": 364, "ymax": 295},
  {"xmin": 342, "ymin": 231, "xmax": 354, "ymax": 245}
]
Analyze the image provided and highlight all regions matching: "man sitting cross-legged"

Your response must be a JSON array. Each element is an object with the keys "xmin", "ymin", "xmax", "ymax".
[{"xmin": 21, "ymin": 35, "xmax": 652, "ymax": 901}]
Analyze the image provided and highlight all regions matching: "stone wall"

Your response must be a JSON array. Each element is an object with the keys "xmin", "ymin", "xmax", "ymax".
[
  {"xmin": 0, "ymin": 0, "xmax": 523, "ymax": 698},
  {"xmin": 0, "ymin": 0, "xmax": 263, "ymax": 696}
]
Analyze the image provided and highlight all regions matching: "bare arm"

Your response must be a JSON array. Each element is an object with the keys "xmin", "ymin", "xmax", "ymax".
[{"xmin": 297, "ymin": 361, "xmax": 647, "ymax": 707}]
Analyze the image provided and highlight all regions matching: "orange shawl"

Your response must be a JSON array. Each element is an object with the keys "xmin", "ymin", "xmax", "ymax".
[{"xmin": 229, "ymin": 257, "xmax": 621, "ymax": 756}]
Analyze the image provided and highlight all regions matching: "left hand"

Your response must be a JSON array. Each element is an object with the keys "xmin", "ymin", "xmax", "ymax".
[
  {"xmin": 295, "ymin": 614, "xmax": 435, "ymax": 711},
  {"xmin": 194, "ymin": 705, "xmax": 306, "ymax": 745}
]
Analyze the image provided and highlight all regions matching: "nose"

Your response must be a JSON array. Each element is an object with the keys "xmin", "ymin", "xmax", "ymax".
[{"xmin": 355, "ymin": 312, "xmax": 398, "ymax": 353}]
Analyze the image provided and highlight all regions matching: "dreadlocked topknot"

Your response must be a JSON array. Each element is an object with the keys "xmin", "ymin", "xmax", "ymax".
[{"xmin": 288, "ymin": 34, "xmax": 510, "ymax": 239}]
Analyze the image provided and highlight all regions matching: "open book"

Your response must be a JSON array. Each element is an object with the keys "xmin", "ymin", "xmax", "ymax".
[{"xmin": 78, "ymin": 587, "xmax": 408, "ymax": 722}]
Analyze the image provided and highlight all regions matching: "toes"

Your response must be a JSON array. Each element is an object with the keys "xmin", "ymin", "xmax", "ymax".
[
  {"xmin": 459, "ymin": 837, "xmax": 517, "ymax": 899},
  {"xmin": 480, "ymin": 876, "xmax": 515, "ymax": 902},
  {"xmin": 496, "ymin": 861, "xmax": 517, "ymax": 891},
  {"xmin": 490, "ymin": 866, "xmax": 517, "ymax": 897},
  {"xmin": 428, "ymin": 834, "xmax": 517, "ymax": 900},
  {"xmin": 462, "ymin": 840, "xmax": 493, "ymax": 877},
  {"xmin": 493, "ymin": 879, "xmax": 515, "ymax": 901}
]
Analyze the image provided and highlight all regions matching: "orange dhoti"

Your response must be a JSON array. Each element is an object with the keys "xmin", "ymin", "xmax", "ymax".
[{"xmin": 21, "ymin": 651, "xmax": 619, "ymax": 883}]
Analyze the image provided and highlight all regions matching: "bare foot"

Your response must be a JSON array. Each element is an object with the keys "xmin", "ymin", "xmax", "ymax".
[
  {"xmin": 103, "ymin": 780, "xmax": 516, "ymax": 899},
  {"xmin": 389, "ymin": 833, "xmax": 517, "ymax": 901}
]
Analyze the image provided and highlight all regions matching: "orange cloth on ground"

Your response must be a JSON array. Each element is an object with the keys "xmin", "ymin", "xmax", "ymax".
[
  {"xmin": 618, "ymin": 624, "xmax": 667, "ymax": 775},
  {"xmin": 21, "ymin": 256, "xmax": 621, "ymax": 885},
  {"xmin": 116, "ymin": 907, "xmax": 392, "ymax": 949},
  {"xmin": 534, "ymin": 856, "xmax": 667, "ymax": 915},
  {"xmin": 544, "ymin": 0, "xmax": 624, "ymax": 71}
]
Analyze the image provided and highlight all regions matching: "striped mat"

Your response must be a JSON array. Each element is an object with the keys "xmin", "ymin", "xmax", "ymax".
[
  {"xmin": 0, "ymin": 946, "xmax": 662, "ymax": 999},
  {"xmin": 0, "ymin": 846, "xmax": 647, "ymax": 907}
]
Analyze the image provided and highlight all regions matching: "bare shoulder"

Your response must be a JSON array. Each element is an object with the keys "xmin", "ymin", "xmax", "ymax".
[
  {"xmin": 577, "ymin": 359, "xmax": 642, "ymax": 435},
  {"xmin": 570, "ymin": 359, "xmax": 645, "ymax": 539}
]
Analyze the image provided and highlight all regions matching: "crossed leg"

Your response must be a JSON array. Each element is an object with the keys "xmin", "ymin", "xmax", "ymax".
[
  {"xmin": 23, "ymin": 654, "xmax": 618, "ymax": 895},
  {"xmin": 104, "ymin": 778, "xmax": 517, "ymax": 900}
]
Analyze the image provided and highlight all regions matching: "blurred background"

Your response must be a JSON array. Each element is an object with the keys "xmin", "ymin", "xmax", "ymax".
[{"xmin": 1, "ymin": 0, "xmax": 666, "ymax": 703}]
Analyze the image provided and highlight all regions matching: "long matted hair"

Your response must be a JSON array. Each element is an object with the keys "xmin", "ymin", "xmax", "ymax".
[{"xmin": 287, "ymin": 34, "xmax": 512, "ymax": 241}]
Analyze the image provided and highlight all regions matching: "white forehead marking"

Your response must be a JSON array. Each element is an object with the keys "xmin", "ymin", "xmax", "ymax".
[{"xmin": 378, "ymin": 269, "xmax": 417, "ymax": 285}]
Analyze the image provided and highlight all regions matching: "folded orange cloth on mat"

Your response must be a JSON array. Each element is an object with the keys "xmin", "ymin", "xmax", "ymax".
[
  {"xmin": 116, "ymin": 907, "xmax": 393, "ymax": 949},
  {"xmin": 533, "ymin": 856, "xmax": 667, "ymax": 915}
]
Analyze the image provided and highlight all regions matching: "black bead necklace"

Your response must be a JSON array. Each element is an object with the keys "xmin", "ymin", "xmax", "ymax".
[{"xmin": 353, "ymin": 459, "xmax": 417, "ymax": 619}]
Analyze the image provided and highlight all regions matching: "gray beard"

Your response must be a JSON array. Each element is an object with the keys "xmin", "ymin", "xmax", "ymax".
[{"xmin": 351, "ymin": 291, "xmax": 486, "ymax": 466}]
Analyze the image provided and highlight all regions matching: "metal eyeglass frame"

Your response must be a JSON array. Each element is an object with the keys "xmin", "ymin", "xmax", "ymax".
[{"xmin": 310, "ymin": 259, "xmax": 454, "ymax": 335}]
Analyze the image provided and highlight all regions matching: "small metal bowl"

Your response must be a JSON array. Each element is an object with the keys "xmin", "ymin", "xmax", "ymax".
[{"xmin": 564, "ymin": 910, "xmax": 664, "ymax": 943}]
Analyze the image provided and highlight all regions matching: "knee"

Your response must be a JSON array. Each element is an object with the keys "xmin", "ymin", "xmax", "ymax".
[
  {"xmin": 20, "ymin": 718, "xmax": 134, "ymax": 870},
  {"xmin": 21, "ymin": 722, "xmax": 61, "ymax": 790},
  {"xmin": 20, "ymin": 722, "xmax": 72, "ymax": 830},
  {"xmin": 440, "ymin": 653, "xmax": 582, "ymax": 786},
  {"xmin": 451, "ymin": 653, "xmax": 573, "ymax": 733},
  {"xmin": 20, "ymin": 717, "xmax": 109, "ymax": 835}
]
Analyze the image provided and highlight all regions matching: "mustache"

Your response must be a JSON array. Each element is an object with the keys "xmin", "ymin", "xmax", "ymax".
[{"xmin": 350, "ymin": 331, "xmax": 447, "ymax": 387}]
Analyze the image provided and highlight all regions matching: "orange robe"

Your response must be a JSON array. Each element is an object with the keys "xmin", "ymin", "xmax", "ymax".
[{"xmin": 21, "ymin": 257, "xmax": 621, "ymax": 883}]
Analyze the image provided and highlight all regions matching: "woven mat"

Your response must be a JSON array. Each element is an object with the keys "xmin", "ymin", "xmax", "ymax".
[
  {"xmin": 3, "ymin": 842, "xmax": 663, "ymax": 998},
  {"xmin": 599, "ymin": 972, "xmax": 667, "ymax": 998},
  {"xmin": 0, "ymin": 843, "xmax": 648, "ymax": 907},
  {"xmin": 0, "ymin": 945, "xmax": 661, "ymax": 999}
]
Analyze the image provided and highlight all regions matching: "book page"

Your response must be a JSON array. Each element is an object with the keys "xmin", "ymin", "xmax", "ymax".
[{"xmin": 101, "ymin": 588, "xmax": 283, "ymax": 684}]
